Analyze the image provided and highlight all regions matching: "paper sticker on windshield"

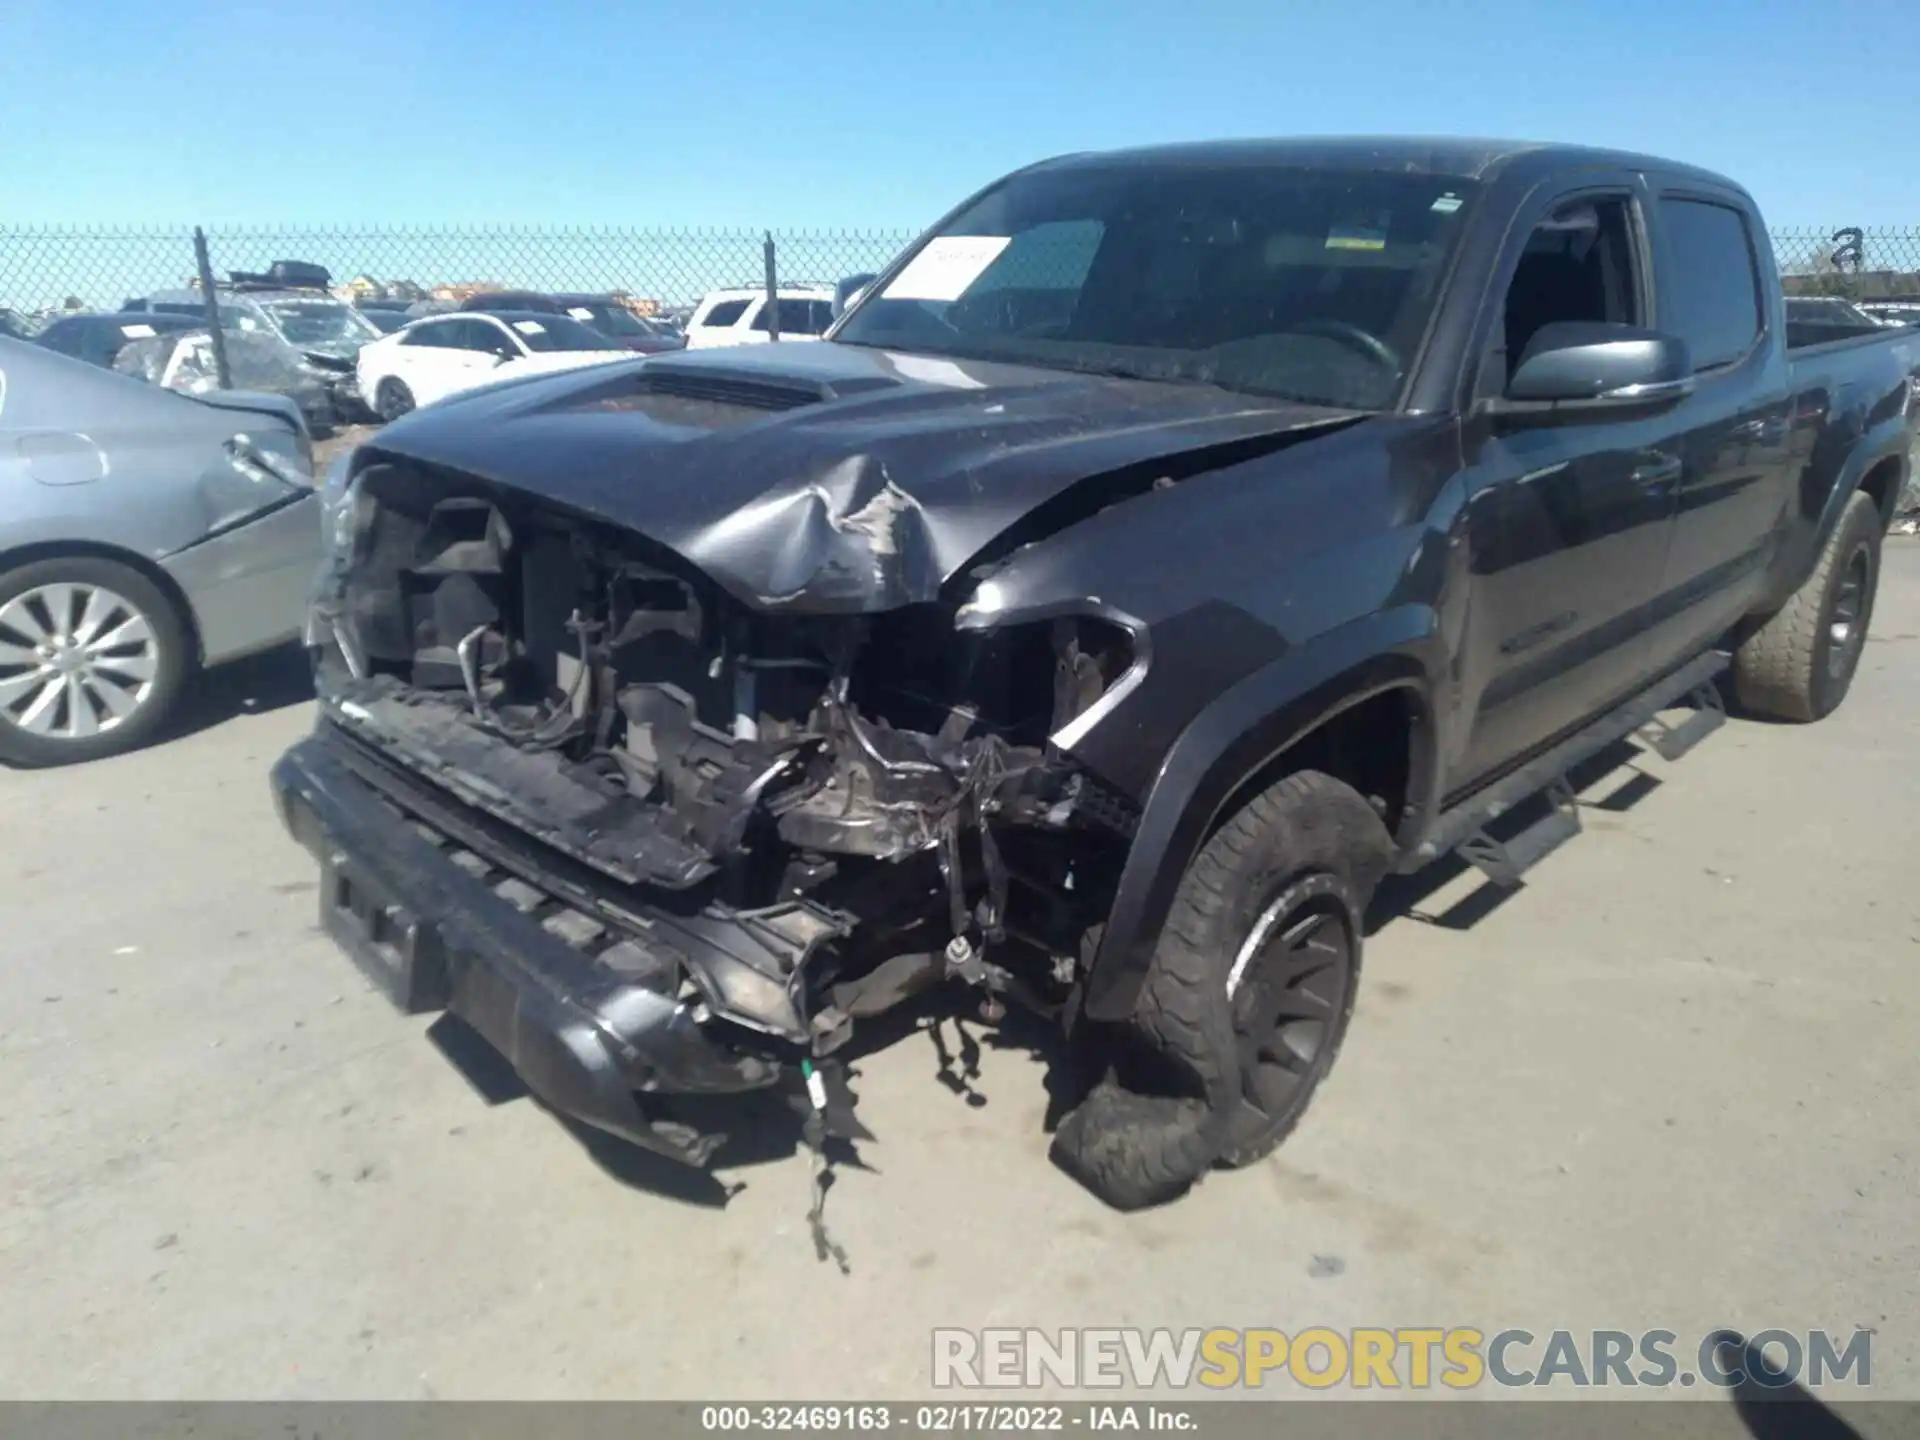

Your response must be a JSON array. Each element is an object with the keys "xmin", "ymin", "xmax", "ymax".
[
  {"xmin": 1325, "ymin": 221, "xmax": 1388, "ymax": 251},
  {"xmin": 512, "ymin": 320, "xmax": 547, "ymax": 335},
  {"xmin": 567, "ymin": 307, "xmax": 595, "ymax": 321},
  {"xmin": 882, "ymin": 236, "xmax": 1011, "ymax": 302},
  {"xmin": 121, "ymin": 323, "xmax": 156, "ymax": 338},
  {"xmin": 1431, "ymin": 193, "xmax": 1463, "ymax": 214}
]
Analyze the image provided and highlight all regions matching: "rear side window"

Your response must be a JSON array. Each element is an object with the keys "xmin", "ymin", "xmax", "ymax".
[
  {"xmin": 402, "ymin": 322, "xmax": 453, "ymax": 347},
  {"xmin": 751, "ymin": 299, "xmax": 835, "ymax": 335},
  {"xmin": 457, "ymin": 320, "xmax": 513, "ymax": 353},
  {"xmin": 38, "ymin": 322, "xmax": 84, "ymax": 357},
  {"xmin": 1657, "ymin": 198, "xmax": 1762, "ymax": 371},
  {"xmin": 699, "ymin": 299, "xmax": 751, "ymax": 329}
]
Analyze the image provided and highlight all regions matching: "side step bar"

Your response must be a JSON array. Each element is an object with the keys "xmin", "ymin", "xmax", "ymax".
[
  {"xmin": 1453, "ymin": 779, "xmax": 1580, "ymax": 889},
  {"xmin": 1408, "ymin": 651, "xmax": 1730, "ymax": 885},
  {"xmin": 1636, "ymin": 676, "xmax": 1726, "ymax": 761}
]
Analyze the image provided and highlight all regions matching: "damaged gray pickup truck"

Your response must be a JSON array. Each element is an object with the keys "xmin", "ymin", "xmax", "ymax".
[{"xmin": 273, "ymin": 138, "xmax": 1918, "ymax": 1211}]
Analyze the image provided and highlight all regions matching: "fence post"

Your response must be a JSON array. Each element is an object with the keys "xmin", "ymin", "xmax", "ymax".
[
  {"xmin": 192, "ymin": 227, "xmax": 231, "ymax": 390},
  {"xmin": 763, "ymin": 231, "xmax": 779, "ymax": 342}
]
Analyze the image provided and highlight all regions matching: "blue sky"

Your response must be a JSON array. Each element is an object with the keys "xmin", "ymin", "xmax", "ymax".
[{"xmin": 2, "ymin": 0, "xmax": 1915, "ymax": 231}]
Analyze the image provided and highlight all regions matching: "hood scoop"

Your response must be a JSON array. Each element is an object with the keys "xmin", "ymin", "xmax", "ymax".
[
  {"xmin": 644, "ymin": 370, "xmax": 825, "ymax": 410},
  {"xmin": 572, "ymin": 363, "xmax": 904, "ymax": 432}
]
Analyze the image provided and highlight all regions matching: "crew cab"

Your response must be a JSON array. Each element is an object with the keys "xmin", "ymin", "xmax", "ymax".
[{"xmin": 273, "ymin": 138, "xmax": 1918, "ymax": 1211}]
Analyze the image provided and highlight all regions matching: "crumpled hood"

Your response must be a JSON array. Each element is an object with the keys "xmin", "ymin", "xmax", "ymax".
[
  {"xmin": 362, "ymin": 341, "xmax": 1360, "ymax": 612},
  {"xmin": 301, "ymin": 346, "xmax": 358, "ymax": 371}
]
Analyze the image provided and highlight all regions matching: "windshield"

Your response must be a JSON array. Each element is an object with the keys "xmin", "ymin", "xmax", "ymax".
[
  {"xmin": 502, "ymin": 314, "xmax": 614, "ymax": 351},
  {"xmin": 261, "ymin": 299, "xmax": 379, "ymax": 346},
  {"xmin": 835, "ymin": 163, "xmax": 1480, "ymax": 408}
]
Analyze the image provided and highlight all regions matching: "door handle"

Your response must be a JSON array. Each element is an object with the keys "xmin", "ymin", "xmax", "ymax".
[
  {"xmin": 1731, "ymin": 417, "xmax": 1788, "ymax": 444},
  {"xmin": 1631, "ymin": 456, "xmax": 1684, "ymax": 491}
]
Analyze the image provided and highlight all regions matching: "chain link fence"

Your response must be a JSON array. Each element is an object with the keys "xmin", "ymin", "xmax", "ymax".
[
  {"xmin": 8, "ymin": 222, "xmax": 1920, "ymax": 319},
  {"xmin": 0, "ymin": 225, "xmax": 921, "ymax": 327},
  {"xmin": 6, "ymin": 222, "xmax": 1920, "ymax": 327},
  {"xmin": 1771, "ymin": 227, "xmax": 1920, "ymax": 299}
]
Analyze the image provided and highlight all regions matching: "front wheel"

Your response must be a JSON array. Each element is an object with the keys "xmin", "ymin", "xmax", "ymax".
[
  {"xmin": 374, "ymin": 377, "xmax": 415, "ymax": 423},
  {"xmin": 0, "ymin": 556, "xmax": 191, "ymax": 767},
  {"xmin": 1051, "ymin": 770, "xmax": 1393, "ymax": 1209},
  {"xmin": 1733, "ymin": 489, "xmax": 1882, "ymax": 722}
]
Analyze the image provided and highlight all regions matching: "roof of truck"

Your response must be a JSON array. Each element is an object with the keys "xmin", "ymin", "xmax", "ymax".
[{"xmin": 1030, "ymin": 136, "xmax": 1745, "ymax": 192}]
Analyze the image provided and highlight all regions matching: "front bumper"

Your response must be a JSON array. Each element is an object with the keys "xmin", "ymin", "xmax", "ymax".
[{"xmin": 271, "ymin": 731, "xmax": 784, "ymax": 1166}]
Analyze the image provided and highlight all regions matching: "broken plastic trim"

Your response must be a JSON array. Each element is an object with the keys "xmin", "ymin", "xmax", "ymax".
[{"xmin": 953, "ymin": 594, "xmax": 1152, "ymax": 752}]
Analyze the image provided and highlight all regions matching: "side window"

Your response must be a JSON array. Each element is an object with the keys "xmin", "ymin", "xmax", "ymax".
[
  {"xmin": 402, "ymin": 323, "xmax": 448, "ymax": 347},
  {"xmin": 39, "ymin": 323, "xmax": 82, "ymax": 357},
  {"xmin": 1496, "ymin": 196, "xmax": 1642, "ymax": 387},
  {"xmin": 1656, "ymin": 198, "xmax": 1762, "ymax": 372},
  {"xmin": 464, "ymin": 320, "xmax": 517, "ymax": 355},
  {"xmin": 699, "ymin": 299, "xmax": 751, "ymax": 329},
  {"xmin": 751, "ymin": 299, "xmax": 836, "ymax": 335}
]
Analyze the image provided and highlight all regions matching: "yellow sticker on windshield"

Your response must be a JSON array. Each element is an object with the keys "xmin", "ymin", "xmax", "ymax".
[{"xmin": 1325, "ymin": 225, "xmax": 1387, "ymax": 251}]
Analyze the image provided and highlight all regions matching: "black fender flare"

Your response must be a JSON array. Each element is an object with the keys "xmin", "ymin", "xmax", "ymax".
[
  {"xmin": 1080, "ymin": 603, "xmax": 1444, "ymax": 1023},
  {"xmin": 1785, "ymin": 416, "xmax": 1912, "ymax": 592}
]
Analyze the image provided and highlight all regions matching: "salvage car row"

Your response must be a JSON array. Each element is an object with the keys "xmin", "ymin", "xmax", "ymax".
[
  {"xmin": 0, "ymin": 270, "xmax": 849, "ymax": 766},
  {"xmin": 17, "ymin": 271, "xmax": 700, "ymax": 434}
]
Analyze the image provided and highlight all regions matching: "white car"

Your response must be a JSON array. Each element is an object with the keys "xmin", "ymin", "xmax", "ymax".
[
  {"xmin": 356, "ymin": 311, "xmax": 631, "ymax": 419},
  {"xmin": 682, "ymin": 287, "xmax": 837, "ymax": 349}
]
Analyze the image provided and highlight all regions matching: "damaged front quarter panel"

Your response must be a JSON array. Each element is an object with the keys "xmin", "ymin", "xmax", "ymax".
[
  {"xmin": 692, "ymin": 455, "xmax": 943, "ymax": 611},
  {"xmin": 286, "ymin": 341, "xmax": 1376, "ymax": 1223}
]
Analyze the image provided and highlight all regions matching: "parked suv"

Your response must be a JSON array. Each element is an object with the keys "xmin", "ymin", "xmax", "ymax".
[{"xmin": 683, "ymin": 286, "xmax": 837, "ymax": 348}]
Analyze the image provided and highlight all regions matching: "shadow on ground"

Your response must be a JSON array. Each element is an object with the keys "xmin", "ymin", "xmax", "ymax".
[
  {"xmin": 167, "ymin": 640, "xmax": 313, "ymax": 741},
  {"xmin": 1368, "ymin": 735, "xmax": 1665, "ymax": 935},
  {"xmin": 423, "ymin": 982, "xmax": 1074, "ymax": 1215},
  {"xmin": 1711, "ymin": 1331, "xmax": 1867, "ymax": 1440}
]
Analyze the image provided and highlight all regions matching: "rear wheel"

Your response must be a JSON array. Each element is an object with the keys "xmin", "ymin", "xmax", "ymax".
[
  {"xmin": 1733, "ymin": 489, "xmax": 1882, "ymax": 722},
  {"xmin": 0, "ymin": 556, "xmax": 191, "ymax": 767},
  {"xmin": 1051, "ymin": 770, "xmax": 1392, "ymax": 1209},
  {"xmin": 374, "ymin": 377, "xmax": 415, "ymax": 422}
]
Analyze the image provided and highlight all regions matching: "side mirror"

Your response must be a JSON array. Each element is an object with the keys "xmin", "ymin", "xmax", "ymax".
[
  {"xmin": 1490, "ymin": 322, "xmax": 1694, "ymax": 416},
  {"xmin": 833, "ymin": 273, "xmax": 878, "ymax": 319}
]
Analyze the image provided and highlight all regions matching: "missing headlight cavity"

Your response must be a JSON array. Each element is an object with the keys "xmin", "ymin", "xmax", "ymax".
[{"xmin": 309, "ymin": 462, "xmax": 1136, "ymax": 1068}]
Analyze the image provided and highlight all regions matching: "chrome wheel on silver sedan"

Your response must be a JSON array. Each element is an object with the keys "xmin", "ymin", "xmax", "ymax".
[
  {"xmin": 0, "ymin": 583, "xmax": 159, "ymax": 737},
  {"xmin": 0, "ymin": 558, "xmax": 188, "ymax": 767}
]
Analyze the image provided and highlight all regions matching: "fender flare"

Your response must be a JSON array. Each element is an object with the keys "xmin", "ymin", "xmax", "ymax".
[
  {"xmin": 1816, "ymin": 417, "xmax": 1910, "ymax": 543},
  {"xmin": 1080, "ymin": 604, "xmax": 1444, "ymax": 1023}
]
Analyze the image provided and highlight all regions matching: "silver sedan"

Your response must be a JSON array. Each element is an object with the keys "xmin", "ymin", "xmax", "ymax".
[{"xmin": 0, "ymin": 338, "xmax": 321, "ymax": 766}]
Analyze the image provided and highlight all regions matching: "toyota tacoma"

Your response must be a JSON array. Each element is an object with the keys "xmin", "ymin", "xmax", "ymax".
[{"xmin": 272, "ymin": 138, "xmax": 1919, "ymax": 1211}]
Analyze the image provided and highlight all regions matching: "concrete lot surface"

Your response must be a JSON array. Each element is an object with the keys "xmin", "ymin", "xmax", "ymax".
[{"xmin": 1, "ymin": 544, "xmax": 1916, "ymax": 1401}]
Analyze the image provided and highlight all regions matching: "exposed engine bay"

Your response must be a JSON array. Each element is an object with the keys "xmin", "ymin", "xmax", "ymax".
[{"xmin": 309, "ymin": 459, "xmax": 1142, "ymax": 1069}]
